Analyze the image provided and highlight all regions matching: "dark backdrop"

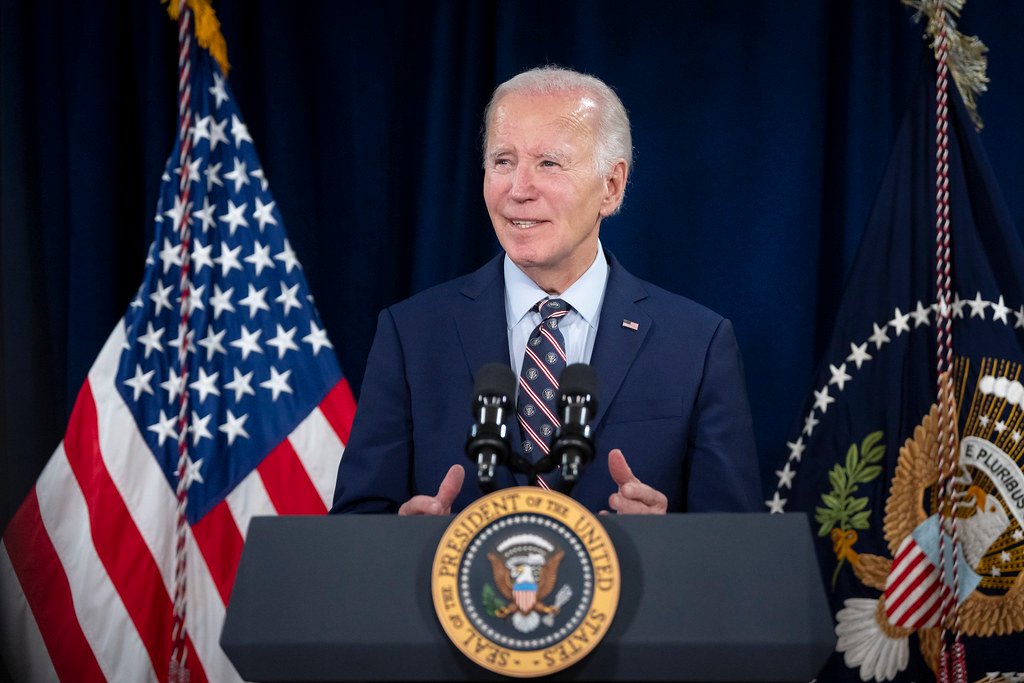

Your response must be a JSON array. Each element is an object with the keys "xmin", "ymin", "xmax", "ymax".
[{"xmin": 4, "ymin": 1, "xmax": 1024, "ymax": 530}]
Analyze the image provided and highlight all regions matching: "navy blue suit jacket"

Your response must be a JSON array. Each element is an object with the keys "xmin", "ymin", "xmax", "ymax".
[{"xmin": 331, "ymin": 252, "xmax": 761, "ymax": 514}]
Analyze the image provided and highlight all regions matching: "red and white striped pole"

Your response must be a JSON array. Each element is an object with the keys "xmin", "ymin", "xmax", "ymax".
[
  {"xmin": 170, "ymin": 0, "xmax": 196, "ymax": 680},
  {"xmin": 932, "ymin": 2, "xmax": 967, "ymax": 681}
]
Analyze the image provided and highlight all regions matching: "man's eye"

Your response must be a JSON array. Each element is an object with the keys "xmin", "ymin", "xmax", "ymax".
[
  {"xmin": 540, "ymin": 160, "xmax": 560, "ymax": 168},
  {"xmin": 494, "ymin": 158, "xmax": 512, "ymax": 167}
]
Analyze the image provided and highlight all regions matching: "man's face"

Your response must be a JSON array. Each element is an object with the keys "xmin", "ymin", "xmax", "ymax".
[{"xmin": 483, "ymin": 92, "xmax": 625, "ymax": 293}]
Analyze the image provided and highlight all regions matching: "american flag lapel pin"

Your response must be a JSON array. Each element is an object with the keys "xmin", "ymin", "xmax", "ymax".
[{"xmin": 621, "ymin": 319, "xmax": 639, "ymax": 331}]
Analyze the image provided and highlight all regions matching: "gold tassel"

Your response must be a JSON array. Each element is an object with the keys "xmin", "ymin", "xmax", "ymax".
[
  {"xmin": 162, "ymin": 0, "xmax": 231, "ymax": 77},
  {"xmin": 902, "ymin": 0, "xmax": 989, "ymax": 130}
]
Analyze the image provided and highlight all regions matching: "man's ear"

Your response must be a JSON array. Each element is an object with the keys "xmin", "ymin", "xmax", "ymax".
[{"xmin": 600, "ymin": 160, "xmax": 628, "ymax": 216}]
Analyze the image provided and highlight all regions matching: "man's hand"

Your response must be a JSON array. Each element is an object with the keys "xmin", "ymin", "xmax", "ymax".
[
  {"xmin": 606, "ymin": 449, "xmax": 667, "ymax": 515},
  {"xmin": 398, "ymin": 464, "xmax": 465, "ymax": 516}
]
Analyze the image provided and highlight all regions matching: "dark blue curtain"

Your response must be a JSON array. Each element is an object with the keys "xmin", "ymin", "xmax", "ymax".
[{"xmin": 4, "ymin": 1, "xmax": 1024, "ymax": 532}]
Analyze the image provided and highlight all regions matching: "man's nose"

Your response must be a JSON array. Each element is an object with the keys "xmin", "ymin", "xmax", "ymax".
[{"xmin": 508, "ymin": 164, "xmax": 535, "ymax": 201}]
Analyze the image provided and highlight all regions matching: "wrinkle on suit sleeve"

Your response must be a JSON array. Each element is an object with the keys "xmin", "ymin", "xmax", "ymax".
[
  {"xmin": 330, "ymin": 308, "xmax": 414, "ymax": 513},
  {"xmin": 686, "ymin": 318, "xmax": 762, "ymax": 512}
]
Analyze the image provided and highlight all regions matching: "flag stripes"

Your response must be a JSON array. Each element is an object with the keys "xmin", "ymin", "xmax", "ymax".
[{"xmin": 1, "ymin": 323, "xmax": 354, "ymax": 681}]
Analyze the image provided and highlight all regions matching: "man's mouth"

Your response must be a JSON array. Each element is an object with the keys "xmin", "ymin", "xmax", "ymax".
[{"xmin": 509, "ymin": 219, "xmax": 542, "ymax": 228}]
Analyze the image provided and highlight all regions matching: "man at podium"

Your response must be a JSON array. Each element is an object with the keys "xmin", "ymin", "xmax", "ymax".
[{"xmin": 331, "ymin": 67, "xmax": 761, "ymax": 517}]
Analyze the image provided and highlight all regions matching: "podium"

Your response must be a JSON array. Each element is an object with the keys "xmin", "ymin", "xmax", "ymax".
[{"xmin": 221, "ymin": 513, "xmax": 834, "ymax": 681}]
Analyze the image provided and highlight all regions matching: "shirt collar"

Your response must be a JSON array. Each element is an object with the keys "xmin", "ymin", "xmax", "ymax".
[{"xmin": 503, "ymin": 241, "xmax": 609, "ymax": 329}]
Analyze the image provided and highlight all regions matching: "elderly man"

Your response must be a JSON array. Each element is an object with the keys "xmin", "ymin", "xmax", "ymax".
[{"xmin": 331, "ymin": 66, "xmax": 761, "ymax": 516}]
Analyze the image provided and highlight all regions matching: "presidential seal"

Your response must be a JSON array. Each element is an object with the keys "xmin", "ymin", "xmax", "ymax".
[{"xmin": 431, "ymin": 487, "xmax": 619, "ymax": 677}]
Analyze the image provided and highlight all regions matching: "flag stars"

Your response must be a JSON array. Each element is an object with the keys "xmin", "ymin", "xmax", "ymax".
[
  {"xmin": 160, "ymin": 370, "xmax": 186, "ymax": 403},
  {"xmin": 869, "ymin": 323, "xmax": 891, "ymax": 349},
  {"xmin": 239, "ymin": 284, "xmax": 271, "ymax": 318},
  {"xmin": 224, "ymin": 157, "xmax": 250, "ymax": 194},
  {"xmin": 775, "ymin": 462, "xmax": 796, "ymax": 489},
  {"xmin": 967, "ymin": 292, "xmax": 989, "ymax": 319},
  {"xmin": 215, "ymin": 243, "xmax": 243, "ymax": 276},
  {"xmin": 990, "ymin": 566, "xmax": 1002, "ymax": 577},
  {"xmin": 204, "ymin": 161, "xmax": 223, "ymax": 192},
  {"xmin": 173, "ymin": 158, "xmax": 202, "ymax": 186},
  {"xmin": 1000, "ymin": 550, "xmax": 1012, "ymax": 564},
  {"xmin": 192, "ymin": 114, "xmax": 211, "ymax": 145},
  {"xmin": 167, "ymin": 327, "xmax": 196, "ymax": 354},
  {"xmin": 179, "ymin": 283, "xmax": 206, "ymax": 314},
  {"xmin": 252, "ymin": 197, "xmax": 277, "ymax": 231},
  {"xmin": 260, "ymin": 366, "xmax": 294, "ymax": 401},
  {"xmin": 275, "ymin": 239, "xmax": 301, "ymax": 273},
  {"xmin": 231, "ymin": 114, "xmax": 253, "ymax": 147},
  {"xmin": 150, "ymin": 280, "xmax": 174, "ymax": 315},
  {"xmin": 802, "ymin": 411, "xmax": 820, "ymax": 437},
  {"xmin": 209, "ymin": 284, "xmax": 236, "ymax": 319},
  {"xmin": 1015, "ymin": 306, "xmax": 1024, "ymax": 330},
  {"xmin": 183, "ymin": 455, "xmax": 205, "ymax": 488},
  {"xmin": 847, "ymin": 342, "xmax": 872, "ymax": 369},
  {"xmin": 208, "ymin": 116, "xmax": 229, "ymax": 151},
  {"xmin": 189, "ymin": 367, "xmax": 221, "ymax": 403},
  {"xmin": 209, "ymin": 71, "xmax": 229, "ymax": 109},
  {"xmin": 189, "ymin": 412, "xmax": 212, "ymax": 446},
  {"xmin": 1013, "ymin": 528, "xmax": 1024, "ymax": 542},
  {"xmin": 245, "ymin": 242, "xmax": 275, "ymax": 276},
  {"xmin": 786, "ymin": 437, "xmax": 805, "ymax": 463},
  {"xmin": 219, "ymin": 199, "xmax": 249, "ymax": 236},
  {"xmin": 158, "ymin": 238, "xmax": 183, "ymax": 274},
  {"xmin": 231, "ymin": 325, "xmax": 263, "ymax": 360},
  {"xmin": 197, "ymin": 326, "xmax": 227, "ymax": 360},
  {"xmin": 219, "ymin": 410, "xmax": 250, "ymax": 446},
  {"xmin": 191, "ymin": 239, "xmax": 214, "ymax": 274},
  {"xmin": 266, "ymin": 324, "xmax": 299, "ymax": 358},
  {"xmin": 192, "ymin": 196, "xmax": 217, "ymax": 234},
  {"xmin": 1013, "ymin": 430, "xmax": 1022, "ymax": 444},
  {"xmin": 147, "ymin": 410, "xmax": 178, "ymax": 447},
  {"xmin": 813, "ymin": 386, "xmax": 835, "ymax": 414},
  {"xmin": 124, "ymin": 365, "xmax": 155, "ymax": 401},
  {"xmin": 276, "ymin": 282, "xmax": 302, "ymax": 316},
  {"xmin": 888, "ymin": 307, "xmax": 911, "ymax": 336},
  {"xmin": 136, "ymin": 322, "xmax": 165, "ymax": 358},
  {"xmin": 303, "ymin": 321, "xmax": 334, "ymax": 356},
  {"xmin": 951, "ymin": 292, "xmax": 967, "ymax": 319},
  {"xmin": 250, "ymin": 168, "xmax": 269, "ymax": 192},
  {"xmin": 163, "ymin": 196, "xmax": 192, "ymax": 232},
  {"xmin": 991, "ymin": 295, "xmax": 1010, "ymax": 324},
  {"xmin": 995, "ymin": 420, "xmax": 1007, "ymax": 434},
  {"xmin": 828, "ymin": 363, "xmax": 852, "ymax": 392},
  {"xmin": 225, "ymin": 367, "xmax": 256, "ymax": 402},
  {"xmin": 765, "ymin": 491, "xmax": 787, "ymax": 514},
  {"xmin": 910, "ymin": 300, "xmax": 931, "ymax": 327},
  {"xmin": 979, "ymin": 414, "xmax": 991, "ymax": 428}
]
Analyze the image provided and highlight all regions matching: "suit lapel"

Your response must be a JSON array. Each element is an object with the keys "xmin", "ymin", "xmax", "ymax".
[
  {"xmin": 589, "ymin": 253, "xmax": 651, "ymax": 428},
  {"xmin": 453, "ymin": 255, "xmax": 528, "ymax": 487}
]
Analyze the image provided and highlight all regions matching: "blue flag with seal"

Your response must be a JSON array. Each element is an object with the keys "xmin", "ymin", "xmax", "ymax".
[{"xmin": 769, "ymin": 54, "xmax": 1024, "ymax": 682}]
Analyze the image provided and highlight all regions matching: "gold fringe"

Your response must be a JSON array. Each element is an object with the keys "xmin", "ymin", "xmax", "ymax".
[
  {"xmin": 902, "ymin": 0, "xmax": 988, "ymax": 130},
  {"xmin": 163, "ymin": 0, "xmax": 230, "ymax": 77}
]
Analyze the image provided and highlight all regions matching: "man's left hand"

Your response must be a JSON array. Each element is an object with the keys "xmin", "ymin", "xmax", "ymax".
[{"xmin": 606, "ymin": 448, "xmax": 667, "ymax": 515}]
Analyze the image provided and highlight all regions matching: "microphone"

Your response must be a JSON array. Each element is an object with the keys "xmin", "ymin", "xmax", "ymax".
[
  {"xmin": 465, "ymin": 363, "xmax": 516, "ymax": 492},
  {"xmin": 550, "ymin": 363, "xmax": 599, "ymax": 488}
]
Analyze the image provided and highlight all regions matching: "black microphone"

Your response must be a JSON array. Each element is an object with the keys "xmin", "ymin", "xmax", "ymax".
[
  {"xmin": 550, "ymin": 363, "xmax": 599, "ymax": 488},
  {"xmin": 465, "ymin": 363, "xmax": 516, "ymax": 492}
]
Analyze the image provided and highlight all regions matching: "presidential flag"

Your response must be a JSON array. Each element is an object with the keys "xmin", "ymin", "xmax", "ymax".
[
  {"xmin": 0, "ymin": 8, "xmax": 355, "ymax": 682},
  {"xmin": 767, "ymin": 53, "xmax": 1024, "ymax": 682}
]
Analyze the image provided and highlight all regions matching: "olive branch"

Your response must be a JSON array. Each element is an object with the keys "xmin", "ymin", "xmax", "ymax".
[
  {"xmin": 482, "ymin": 583, "xmax": 507, "ymax": 617},
  {"xmin": 814, "ymin": 431, "xmax": 885, "ymax": 587}
]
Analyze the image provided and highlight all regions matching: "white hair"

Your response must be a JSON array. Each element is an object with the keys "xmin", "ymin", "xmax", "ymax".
[{"xmin": 483, "ymin": 66, "xmax": 634, "ymax": 178}]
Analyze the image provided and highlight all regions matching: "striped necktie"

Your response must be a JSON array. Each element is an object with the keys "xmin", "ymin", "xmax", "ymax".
[{"xmin": 517, "ymin": 298, "xmax": 570, "ymax": 485}]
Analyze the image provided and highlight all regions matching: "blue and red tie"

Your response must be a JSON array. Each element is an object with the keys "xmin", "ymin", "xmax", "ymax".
[{"xmin": 517, "ymin": 298, "xmax": 570, "ymax": 488}]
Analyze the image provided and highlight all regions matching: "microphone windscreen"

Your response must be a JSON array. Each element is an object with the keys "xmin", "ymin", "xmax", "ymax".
[
  {"xmin": 473, "ymin": 363, "xmax": 517, "ymax": 403},
  {"xmin": 559, "ymin": 363, "xmax": 599, "ymax": 400}
]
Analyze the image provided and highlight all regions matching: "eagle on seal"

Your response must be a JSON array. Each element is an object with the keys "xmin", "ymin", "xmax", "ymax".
[
  {"xmin": 488, "ymin": 533, "xmax": 565, "ymax": 633},
  {"xmin": 832, "ymin": 401, "xmax": 1024, "ymax": 681}
]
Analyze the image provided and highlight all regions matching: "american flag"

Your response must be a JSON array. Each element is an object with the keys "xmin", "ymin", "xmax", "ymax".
[{"xmin": 0, "ymin": 23, "xmax": 355, "ymax": 683}]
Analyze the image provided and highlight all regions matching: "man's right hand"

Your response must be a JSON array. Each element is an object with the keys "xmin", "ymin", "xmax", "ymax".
[{"xmin": 398, "ymin": 464, "xmax": 465, "ymax": 515}]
